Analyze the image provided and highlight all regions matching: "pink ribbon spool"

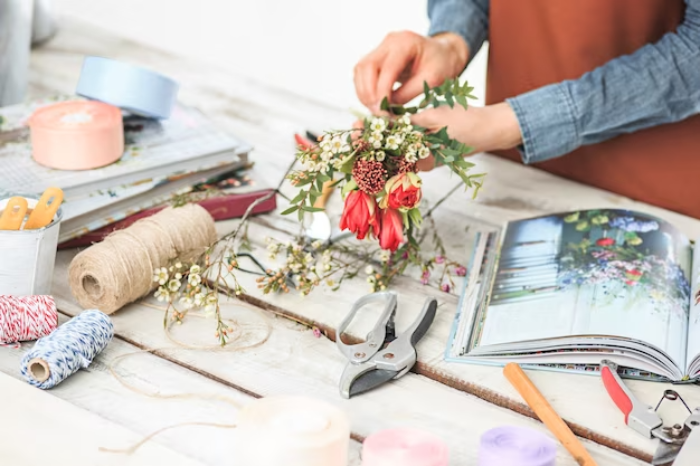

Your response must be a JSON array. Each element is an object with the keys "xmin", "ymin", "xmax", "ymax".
[
  {"xmin": 479, "ymin": 426, "xmax": 557, "ymax": 466},
  {"xmin": 28, "ymin": 100, "xmax": 124, "ymax": 170},
  {"xmin": 361, "ymin": 428, "xmax": 449, "ymax": 466}
]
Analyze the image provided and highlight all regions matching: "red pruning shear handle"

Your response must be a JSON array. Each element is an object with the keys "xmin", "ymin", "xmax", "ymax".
[
  {"xmin": 600, "ymin": 359, "xmax": 700, "ymax": 465},
  {"xmin": 294, "ymin": 132, "xmax": 317, "ymax": 150},
  {"xmin": 600, "ymin": 359, "xmax": 663, "ymax": 437}
]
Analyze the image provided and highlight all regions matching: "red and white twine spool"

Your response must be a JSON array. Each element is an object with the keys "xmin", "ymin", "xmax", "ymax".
[{"xmin": 0, "ymin": 295, "xmax": 58, "ymax": 344}]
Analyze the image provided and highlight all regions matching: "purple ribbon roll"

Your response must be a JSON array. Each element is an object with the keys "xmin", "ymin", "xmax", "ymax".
[{"xmin": 479, "ymin": 426, "xmax": 557, "ymax": 466}]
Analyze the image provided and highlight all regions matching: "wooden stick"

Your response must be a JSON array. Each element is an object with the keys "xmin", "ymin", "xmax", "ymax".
[{"xmin": 504, "ymin": 363, "xmax": 598, "ymax": 466}]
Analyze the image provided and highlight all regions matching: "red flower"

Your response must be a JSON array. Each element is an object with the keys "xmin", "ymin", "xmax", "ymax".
[
  {"xmin": 379, "ymin": 208, "xmax": 404, "ymax": 251},
  {"xmin": 382, "ymin": 173, "xmax": 422, "ymax": 210},
  {"xmin": 596, "ymin": 238, "xmax": 615, "ymax": 247},
  {"xmin": 627, "ymin": 269, "xmax": 643, "ymax": 277},
  {"xmin": 339, "ymin": 190, "xmax": 379, "ymax": 240}
]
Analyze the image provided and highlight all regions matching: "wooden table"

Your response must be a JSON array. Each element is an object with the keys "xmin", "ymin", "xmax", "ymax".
[{"xmin": 5, "ymin": 18, "xmax": 700, "ymax": 466}]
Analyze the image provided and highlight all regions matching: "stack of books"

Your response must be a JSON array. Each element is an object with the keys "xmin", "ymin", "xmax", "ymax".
[{"xmin": 0, "ymin": 96, "xmax": 274, "ymax": 245}]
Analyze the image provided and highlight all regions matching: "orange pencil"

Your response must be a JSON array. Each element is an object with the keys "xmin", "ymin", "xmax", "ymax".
[{"xmin": 504, "ymin": 363, "xmax": 598, "ymax": 466}]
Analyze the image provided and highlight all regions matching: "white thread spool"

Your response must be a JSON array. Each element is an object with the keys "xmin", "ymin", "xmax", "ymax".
[
  {"xmin": 235, "ymin": 396, "xmax": 350, "ymax": 466},
  {"xmin": 0, "ymin": 193, "xmax": 62, "ymax": 295}
]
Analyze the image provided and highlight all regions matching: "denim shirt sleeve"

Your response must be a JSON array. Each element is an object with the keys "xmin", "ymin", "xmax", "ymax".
[
  {"xmin": 427, "ymin": 0, "xmax": 490, "ymax": 65},
  {"xmin": 507, "ymin": 0, "xmax": 700, "ymax": 164}
]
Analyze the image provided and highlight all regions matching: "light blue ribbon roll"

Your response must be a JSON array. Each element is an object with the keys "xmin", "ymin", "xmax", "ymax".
[{"xmin": 76, "ymin": 56, "xmax": 179, "ymax": 119}]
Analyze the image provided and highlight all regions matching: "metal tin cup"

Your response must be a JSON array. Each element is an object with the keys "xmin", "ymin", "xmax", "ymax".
[{"xmin": 0, "ymin": 193, "xmax": 63, "ymax": 295}]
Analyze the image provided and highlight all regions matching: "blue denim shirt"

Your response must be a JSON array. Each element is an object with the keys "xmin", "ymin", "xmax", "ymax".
[{"xmin": 428, "ymin": 0, "xmax": 700, "ymax": 164}]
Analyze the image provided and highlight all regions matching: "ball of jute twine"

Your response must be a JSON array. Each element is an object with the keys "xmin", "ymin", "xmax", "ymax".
[{"xmin": 68, "ymin": 204, "xmax": 217, "ymax": 314}]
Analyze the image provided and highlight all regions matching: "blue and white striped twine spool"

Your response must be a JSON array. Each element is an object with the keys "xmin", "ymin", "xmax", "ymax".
[{"xmin": 20, "ymin": 309, "xmax": 114, "ymax": 389}]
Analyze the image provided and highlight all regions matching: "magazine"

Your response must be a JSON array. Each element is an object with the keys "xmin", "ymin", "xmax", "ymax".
[
  {"xmin": 445, "ymin": 208, "xmax": 700, "ymax": 382},
  {"xmin": 57, "ymin": 162, "xmax": 242, "ymax": 242}
]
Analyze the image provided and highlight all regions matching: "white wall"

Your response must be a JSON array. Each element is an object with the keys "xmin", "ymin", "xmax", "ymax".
[{"xmin": 52, "ymin": 0, "xmax": 488, "ymax": 111}]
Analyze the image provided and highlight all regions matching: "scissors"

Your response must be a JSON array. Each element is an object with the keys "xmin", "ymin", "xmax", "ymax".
[
  {"xmin": 336, "ymin": 291, "xmax": 437, "ymax": 398},
  {"xmin": 601, "ymin": 359, "xmax": 700, "ymax": 465}
]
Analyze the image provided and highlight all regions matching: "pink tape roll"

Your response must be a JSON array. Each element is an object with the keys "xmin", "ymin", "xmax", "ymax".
[
  {"xmin": 362, "ymin": 428, "xmax": 449, "ymax": 466},
  {"xmin": 28, "ymin": 100, "xmax": 124, "ymax": 170}
]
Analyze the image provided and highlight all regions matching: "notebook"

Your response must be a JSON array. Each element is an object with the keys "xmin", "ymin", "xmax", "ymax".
[
  {"xmin": 0, "ymin": 96, "xmax": 251, "ymax": 199},
  {"xmin": 445, "ymin": 208, "xmax": 700, "ymax": 382}
]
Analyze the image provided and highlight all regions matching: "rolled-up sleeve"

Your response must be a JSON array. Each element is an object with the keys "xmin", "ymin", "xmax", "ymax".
[
  {"xmin": 507, "ymin": 0, "xmax": 700, "ymax": 164},
  {"xmin": 428, "ymin": 0, "xmax": 490, "ymax": 65}
]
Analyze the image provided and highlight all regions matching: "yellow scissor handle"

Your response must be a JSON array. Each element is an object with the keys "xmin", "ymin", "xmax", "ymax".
[
  {"xmin": 0, "ymin": 197, "xmax": 29, "ymax": 230},
  {"xmin": 23, "ymin": 187, "xmax": 64, "ymax": 230}
]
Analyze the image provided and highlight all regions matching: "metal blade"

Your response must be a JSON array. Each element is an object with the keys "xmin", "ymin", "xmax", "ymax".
[
  {"xmin": 348, "ymin": 369, "xmax": 398, "ymax": 398},
  {"xmin": 409, "ymin": 298, "xmax": 437, "ymax": 347},
  {"xmin": 652, "ymin": 440, "xmax": 682, "ymax": 466}
]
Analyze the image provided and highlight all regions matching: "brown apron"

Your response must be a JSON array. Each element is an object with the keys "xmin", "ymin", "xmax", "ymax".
[{"xmin": 487, "ymin": 0, "xmax": 700, "ymax": 218}]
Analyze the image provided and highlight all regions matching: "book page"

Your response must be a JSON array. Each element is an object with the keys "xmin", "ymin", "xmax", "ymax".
[
  {"xmin": 475, "ymin": 209, "xmax": 691, "ymax": 369},
  {"xmin": 685, "ymin": 239, "xmax": 700, "ymax": 372}
]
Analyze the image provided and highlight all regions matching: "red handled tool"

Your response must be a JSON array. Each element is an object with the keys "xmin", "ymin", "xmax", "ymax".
[{"xmin": 600, "ymin": 359, "xmax": 700, "ymax": 465}]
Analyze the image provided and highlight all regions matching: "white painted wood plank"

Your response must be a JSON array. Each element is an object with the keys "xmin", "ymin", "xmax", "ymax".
[
  {"xmin": 51, "ymin": 250, "xmax": 643, "ymax": 466},
  {"xmin": 0, "ymin": 315, "xmax": 363, "ymax": 466},
  {"xmin": 0, "ymin": 370, "xmax": 206, "ymax": 466}
]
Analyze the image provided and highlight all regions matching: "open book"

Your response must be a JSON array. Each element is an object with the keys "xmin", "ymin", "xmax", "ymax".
[{"xmin": 446, "ymin": 208, "xmax": 700, "ymax": 382}]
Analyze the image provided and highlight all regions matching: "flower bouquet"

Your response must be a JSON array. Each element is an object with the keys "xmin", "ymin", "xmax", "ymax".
[
  {"xmin": 149, "ymin": 80, "xmax": 484, "ymax": 345},
  {"xmin": 285, "ymin": 79, "xmax": 485, "ymax": 251}
]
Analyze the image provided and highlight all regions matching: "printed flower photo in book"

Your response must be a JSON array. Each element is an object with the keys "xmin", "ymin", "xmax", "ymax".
[{"xmin": 446, "ymin": 208, "xmax": 700, "ymax": 382}]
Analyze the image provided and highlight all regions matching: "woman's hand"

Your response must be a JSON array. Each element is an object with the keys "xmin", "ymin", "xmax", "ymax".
[
  {"xmin": 354, "ymin": 31, "xmax": 469, "ymax": 114},
  {"xmin": 412, "ymin": 102, "xmax": 523, "ymax": 171}
]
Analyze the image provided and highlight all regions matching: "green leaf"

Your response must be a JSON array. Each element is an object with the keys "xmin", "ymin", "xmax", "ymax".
[
  {"xmin": 445, "ymin": 91, "xmax": 454, "ymax": 108},
  {"xmin": 302, "ymin": 206, "xmax": 325, "ymax": 212},
  {"xmin": 408, "ymin": 208, "xmax": 423, "ymax": 228},
  {"xmin": 441, "ymin": 148, "xmax": 462, "ymax": 157},
  {"xmin": 423, "ymin": 81, "xmax": 430, "ymax": 100},
  {"xmin": 341, "ymin": 178, "xmax": 358, "ymax": 196},
  {"xmin": 390, "ymin": 105, "xmax": 406, "ymax": 115},
  {"xmin": 309, "ymin": 193, "xmax": 319, "ymax": 206},
  {"xmin": 338, "ymin": 156, "xmax": 355, "ymax": 174},
  {"xmin": 290, "ymin": 191, "xmax": 306, "ymax": 204},
  {"xmin": 401, "ymin": 210, "xmax": 410, "ymax": 229},
  {"xmin": 293, "ymin": 177, "xmax": 314, "ymax": 187},
  {"xmin": 380, "ymin": 97, "xmax": 390, "ymax": 111},
  {"xmin": 455, "ymin": 94, "xmax": 468, "ymax": 110},
  {"xmin": 281, "ymin": 206, "xmax": 299, "ymax": 215}
]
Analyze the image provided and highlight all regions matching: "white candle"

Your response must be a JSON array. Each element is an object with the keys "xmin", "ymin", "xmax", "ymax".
[{"xmin": 236, "ymin": 396, "xmax": 350, "ymax": 466}]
